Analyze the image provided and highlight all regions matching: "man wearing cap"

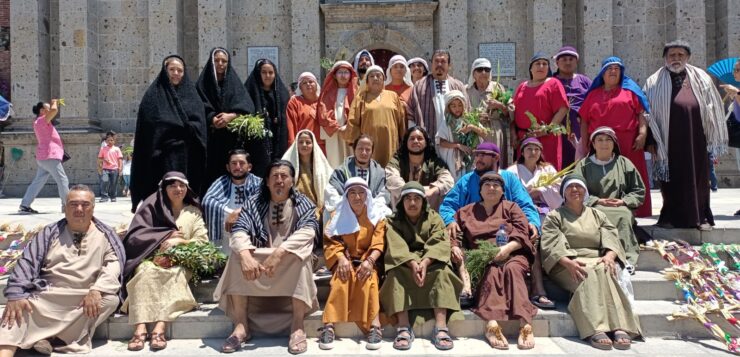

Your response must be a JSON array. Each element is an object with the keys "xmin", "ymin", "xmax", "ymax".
[
  {"xmin": 1, "ymin": 185, "xmax": 125, "ymax": 356},
  {"xmin": 214, "ymin": 160, "xmax": 319, "ymax": 354},
  {"xmin": 553, "ymin": 46, "xmax": 592, "ymax": 166},
  {"xmin": 407, "ymin": 49, "xmax": 470, "ymax": 133},
  {"xmin": 466, "ymin": 58, "xmax": 514, "ymax": 167},
  {"xmin": 642, "ymin": 40, "xmax": 728, "ymax": 231},
  {"xmin": 441, "ymin": 142, "xmax": 540, "ymax": 240}
]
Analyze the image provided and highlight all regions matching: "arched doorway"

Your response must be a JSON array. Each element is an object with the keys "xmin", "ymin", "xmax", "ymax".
[{"xmin": 369, "ymin": 49, "xmax": 397, "ymax": 71}]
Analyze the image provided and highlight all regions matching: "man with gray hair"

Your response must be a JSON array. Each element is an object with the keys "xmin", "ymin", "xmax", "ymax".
[
  {"xmin": 0, "ymin": 185, "xmax": 125, "ymax": 356},
  {"xmin": 642, "ymin": 40, "xmax": 728, "ymax": 231}
]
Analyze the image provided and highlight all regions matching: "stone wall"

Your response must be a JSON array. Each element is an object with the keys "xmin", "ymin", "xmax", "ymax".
[{"xmin": 0, "ymin": 0, "xmax": 9, "ymax": 100}]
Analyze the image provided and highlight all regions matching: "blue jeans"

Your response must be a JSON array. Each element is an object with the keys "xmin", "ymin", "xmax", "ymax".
[
  {"xmin": 21, "ymin": 159, "xmax": 70, "ymax": 207},
  {"xmin": 709, "ymin": 153, "xmax": 718, "ymax": 190},
  {"xmin": 99, "ymin": 169, "xmax": 119, "ymax": 199}
]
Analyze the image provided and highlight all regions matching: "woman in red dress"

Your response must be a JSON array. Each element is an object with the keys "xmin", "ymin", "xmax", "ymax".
[
  {"xmin": 579, "ymin": 56, "xmax": 652, "ymax": 218},
  {"xmin": 512, "ymin": 53, "xmax": 569, "ymax": 170}
]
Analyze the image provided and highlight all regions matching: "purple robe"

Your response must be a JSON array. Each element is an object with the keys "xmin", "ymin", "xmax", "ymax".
[{"xmin": 556, "ymin": 73, "xmax": 592, "ymax": 167}]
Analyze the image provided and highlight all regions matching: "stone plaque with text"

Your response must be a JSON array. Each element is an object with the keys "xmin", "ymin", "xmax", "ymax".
[
  {"xmin": 247, "ymin": 46, "xmax": 279, "ymax": 74},
  {"xmin": 478, "ymin": 42, "xmax": 516, "ymax": 77}
]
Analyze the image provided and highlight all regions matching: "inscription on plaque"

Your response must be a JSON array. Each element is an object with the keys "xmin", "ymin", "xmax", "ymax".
[
  {"xmin": 478, "ymin": 42, "xmax": 516, "ymax": 77},
  {"xmin": 247, "ymin": 46, "xmax": 279, "ymax": 73}
]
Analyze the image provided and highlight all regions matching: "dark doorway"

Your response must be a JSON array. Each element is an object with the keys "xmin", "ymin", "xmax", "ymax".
[{"xmin": 369, "ymin": 49, "xmax": 397, "ymax": 71}]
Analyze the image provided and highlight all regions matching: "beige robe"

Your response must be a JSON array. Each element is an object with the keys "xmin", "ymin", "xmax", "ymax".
[
  {"xmin": 0, "ymin": 226, "xmax": 120, "ymax": 353},
  {"xmin": 214, "ymin": 199, "xmax": 318, "ymax": 334},
  {"xmin": 541, "ymin": 206, "xmax": 641, "ymax": 339},
  {"xmin": 121, "ymin": 205, "xmax": 208, "ymax": 324}
]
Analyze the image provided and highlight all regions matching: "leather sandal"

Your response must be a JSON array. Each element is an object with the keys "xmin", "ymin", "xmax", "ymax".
[
  {"xmin": 288, "ymin": 330, "xmax": 307, "ymax": 355},
  {"xmin": 517, "ymin": 325, "xmax": 535, "ymax": 350},
  {"xmin": 485, "ymin": 323, "xmax": 509, "ymax": 350},
  {"xmin": 127, "ymin": 333, "xmax": 147, "ymax": 351},
  {"xmin": 612, "ymin": 331, "xmax": 632, "ymax": 350},
  {"xmin": 590, "ymin": 332, "xmax": 613, "ymax": 350},
  {"xmin": 221, "ymin": 335, "xmax": 246, "ymax": 353},
  {"xmin": 149, "ymin": 332, "xmax": 167, "ymax": 350}
]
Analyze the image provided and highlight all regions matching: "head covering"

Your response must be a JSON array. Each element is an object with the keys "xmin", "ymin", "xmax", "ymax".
[
  {"xmin": 0, "ymin": 95, "xmax": 13, "ymax": 121},
  {"xmin": 131, "ymin": 55, "xmax": 208, "ymax": 211},
  {"xmin": 588, "ymin": 126, "xmax": 621, "ymax": 156},
  {"xmin": 474, "ymin": 142, "xmax": 501, "ymax": 156},
  {"xmin": 467, "ymin": 57, "xmax": 492, "ymax": 87},
  {"xmin": 325, "ymin": 177, "xmax": 386, "ymax": 236},
  {"xmin": 560, "ymin": 173, "xmax": 590, "ymax": 204},
  {"xmin": 662, "ymin": 40, "xmax": 692, "ymax": 57},
  {"xmin": 295, "ymin": 72, "xmax": 320, "ymax": 97},
  {"xmin": 444, "ymin": 90, "xmax": 467, "ymax": 113},
  {"xmin": 281, "ymin": 129, "xmax": 333, "ymax": 208},
  {"xmin": 479, "ymin": 171, "xmax": 505, "ymax": 193},
  {"xmin": 364, "ymin": 65, "xmax": 385, "ymax": 81},
  {"xmin": 244, "ymin": 58, "xmax": 290, "ymax": 177},
  {"xmin": 317, "ymin": 61, "xmax": 359, "ymax": 135},
  {"xmin": 585, "ymin": 56, "xmax": 651, "ymax": 114},
  {"xmin": 395, "ymin": 181, "xmax": 427, "ymax": 215},
  {"xmin": 517, "ymin": 137, "xmax": 546, "ymax": 163},
  {"xmin": 123, "ymin": 171, "xmax": 201, "ymax": 279},
  {"xmin": 353, "ymin": 49, "xmax": 375, "ymax": 72},
  {"xmin": 407, "ymin": 57, "xmax": 429, "ymax": 75},
  {"xmin": 196, "ymin": 47, "xmax": 256, "ymax": 185},
  {"xmin": 553, "ymin": 46, "xmax": 580, "ymax": 60},
  {"xmin": 529, "ymin": 52, "xmax": 553, "ymax": 79},
  {"xmin": 384, "ymin": 55, "xmax": 413, "ymax": 87}
]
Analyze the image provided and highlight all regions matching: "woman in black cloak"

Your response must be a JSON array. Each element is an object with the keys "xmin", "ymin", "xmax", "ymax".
[
  {"xmin": 130, "ymin": 55, "xmax": 208, "ymax": 212},
  {"xmin": 244, "ymin": 59, "xmax": 290, "ymax": 178},
  {"xmin": 196, "ymin": 47, "xmax": 255, "ymax": 186}
]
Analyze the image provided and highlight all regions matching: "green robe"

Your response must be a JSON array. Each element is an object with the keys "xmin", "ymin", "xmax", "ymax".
[
  {"xmin": 574, "ymin": 155, "xmax": 645, "ymax": 265},
  {"xmin": 541, "ymin": 206, "xmax": 642, "ymax": 339},
  {"xmin": 380, "ymin": 206, "xmax": 462, "ymax": 326}
]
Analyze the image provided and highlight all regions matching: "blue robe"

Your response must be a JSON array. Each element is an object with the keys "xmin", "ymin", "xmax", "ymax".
[{"xmin": 439, "ymin": 170, "xmax": 541, "ymax": 230}]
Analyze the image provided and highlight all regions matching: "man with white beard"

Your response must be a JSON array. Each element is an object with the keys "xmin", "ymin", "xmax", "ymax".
[{"xmin": 642, "ymin": 40, "xmax": 728, "ymax": 231}]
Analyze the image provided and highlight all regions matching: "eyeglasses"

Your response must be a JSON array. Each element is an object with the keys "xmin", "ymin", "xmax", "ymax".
[{"xmin": 475, "ymin": 68, "xmax": 492, "ymax": 73}]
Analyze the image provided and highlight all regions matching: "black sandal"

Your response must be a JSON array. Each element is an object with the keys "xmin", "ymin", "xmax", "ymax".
[
  {"xmin": 530, "ymin": 295, "xmax": 556, "ymax": 309},
  {"xmin": 431, "ymin": 326, "xmax": 454, "ymax": 351},
  {"xmin": 393, "ymin": 327, "xmax": 414, "ymax": 351}
]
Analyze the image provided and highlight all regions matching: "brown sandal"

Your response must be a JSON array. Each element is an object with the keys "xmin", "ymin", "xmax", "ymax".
[
  {"xmin": 485, "ymin": 323, "xmax": 509, "ymax": 350},
  {"xmin": 517, "ymin": 325, "xmax": 535, "ymax": 350},
  {"xmin": 149, "ymin": 332, "xmax": 167, "ymax": 350},
  {"xmin": 127, "ymin": 333, "xmax": 147, "ymax": 351}
]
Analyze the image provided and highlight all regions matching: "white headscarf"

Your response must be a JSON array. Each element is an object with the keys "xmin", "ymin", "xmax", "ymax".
[
  {"xmin": 295, "ymin": 71, "xmax": 321, "ymax": 97},
  {"xmin": 561, "ymin": 177, "xmax": 590, "ymax": 204},
  {"xmin": 467, "ymin": 58, "xmax": 492, "ymax": 87},
  {"xmin": 407, "ymin": 57, "xmax": 429, "ymax": 73},
  {"xmin": 281, "ymin": 129, "xmax": 333, "ymax": 208},
  {"xmin": 353, "ymin": 50, "xmax": 375, "ymax": 72},
  {"xmin": 384, "ymin": 55, "xmax": 413, "ymax": 87},
  {"xmin": 364, "ymin": 65, "xmax": 385, "ymax": 81},
  {"xmin": 325, "ymin": 177, "xmax": 387, "ymax": 236}
]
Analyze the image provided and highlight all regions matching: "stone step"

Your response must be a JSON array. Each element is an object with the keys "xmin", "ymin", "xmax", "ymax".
[
  {"xmin": 76, "ymin": 300, "xmax": 728, "ymax": 341},
  {"xmin": 639, "ymin": 225, "xmax": 739, "ymax": 246}
]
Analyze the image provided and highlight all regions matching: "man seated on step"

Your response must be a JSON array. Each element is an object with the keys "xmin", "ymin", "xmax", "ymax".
[
  {"xmin": 203, "ymin": 149, "xmax": 263, "ymax": 254},
  {"xmin": 213, "ymin": 160, "xmax": 319, "ymax": 355},
  {"xmin": 323, "ymin": 134, "xmax": 391, "ymax": 219},
  {"xmin": 0, "ymin": 185, "xmax": 125, "ymax": 356}
]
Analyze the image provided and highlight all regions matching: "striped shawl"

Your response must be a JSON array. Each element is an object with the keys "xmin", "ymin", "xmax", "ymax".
[{"xmin": 202, "ymin": 173, "xmax": 262, "ymax": 242}]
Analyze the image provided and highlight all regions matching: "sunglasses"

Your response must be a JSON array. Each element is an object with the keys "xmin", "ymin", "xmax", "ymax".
[{"xmin": 475, "ymin": 68, "xmax": 492, "ymax": 73}]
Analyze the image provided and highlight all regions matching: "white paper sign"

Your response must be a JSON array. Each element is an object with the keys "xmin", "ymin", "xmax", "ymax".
[
  {"xmin": 247, "ymin": 47, "xmax": 279, "ymax": 74},
  {"xmin": 478, "ymin": 42, "xmax": 516, "ymax": 77}
]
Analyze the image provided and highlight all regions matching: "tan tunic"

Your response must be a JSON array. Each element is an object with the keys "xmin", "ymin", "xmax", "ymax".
[
  {"xmin": 0, "ymin": 226, "xmax": 120, "ymax": 353},
  {"xmin": 344, "ymin": 89, "xmax": 406, "ymax": 167},
  {"xmin": 121, "ymin": 205, "xmax": 208, "ymax": 324},
  {"xmin": 214, "ymin": 199, "xmax": 318, "ymax": 334}
]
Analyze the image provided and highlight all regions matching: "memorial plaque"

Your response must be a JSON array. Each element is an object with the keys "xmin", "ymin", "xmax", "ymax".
[
  {"xmin": 478, "ymin": 42, "xmax": 516, "ymax": 77},
  {"xmin": 247, "ymin": 46, "xmax": 279, "ymax": 73}
]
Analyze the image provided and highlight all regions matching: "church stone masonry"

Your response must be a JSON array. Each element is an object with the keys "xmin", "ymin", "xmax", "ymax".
[{"xmin": 1, "ymin": 0, "xmax": 739, "ymax": 196}]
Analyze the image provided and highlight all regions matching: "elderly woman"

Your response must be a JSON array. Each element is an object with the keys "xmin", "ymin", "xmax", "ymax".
[
  {"xmin": 384, "ymin": 55, "xmax": 413, "ymax": 105},
  {"xmin": 122, "ymin": 171, "xmax": 208, "ymax": 351},
  {"xmin": 342, "ymin": 65, "xmax": 405, "ymax": 167},
  {"xmin": 319, "ymin": 177, "xmax": 386, "ymax": 351},
  {"xmin": 244, "ymin": 59, "xmax": 290, "ymax": 177},
  {"xmin": 131, "ymin": 55, "xmax": 208, "ymax": 210},
  {"xmin": 453, "ymin": 172, "xmax": 537, "ymax": 350},
  {"xmin": 407, "ymin": 57, "xmax": 429, "ymax": 84},
  {"xmin": 380, "ymin": 181, "xmax": 462, "ymax": 351},
  {"xmin": 466, "ymin": 58, "xmax": 513, "ymax": 167},
  {"xmin": 287, "ymin": 72, "xmax": 325, "ymax": 153},
  {"xmin": 506, "ymin": 137, "xmax": 560, "ymax": 309},
  {"xmin": 574, "ymin": 126, "xmax": 646, "ymax": 267},
  {"xmin": 197, "ymin": 47, "xmax": 255, "ymax": 185},
  {"xmin": 512, "ymin": 53, "xmax": 569, "ymax": 170},
  {"xmin": 317, "ymin": 61, "xmax": 358, "ymax": 167},
  {"xmin": 541, "ymin": 174, "xmax": 641, "ymax": 350},
  {"xmin": 579, "ymin": 57, "xmax": 652, "ymax": 217},
  {"xmin": 282, "ymin": 130, "xmax": 333, "ymax": 217}
]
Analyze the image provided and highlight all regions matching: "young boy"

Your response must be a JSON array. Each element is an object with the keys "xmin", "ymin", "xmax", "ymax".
[
  {"xmin": 437, "ymin": 90, "xmax": 487, "ymax": 179},
  {"xmin": 97, "ymin": 131, "xmax": 123, "ymax": 202}
]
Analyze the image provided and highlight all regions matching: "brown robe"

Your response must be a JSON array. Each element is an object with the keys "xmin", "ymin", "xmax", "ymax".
[{"xmin": 454, "ymin": 200, "xmax": 537, "ymax": 323}]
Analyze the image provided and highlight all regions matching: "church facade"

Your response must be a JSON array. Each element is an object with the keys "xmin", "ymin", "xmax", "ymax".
[{"xmin": 1, "ymin": 0, "xmax": 739, "ymax": 195}]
